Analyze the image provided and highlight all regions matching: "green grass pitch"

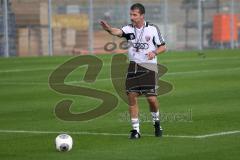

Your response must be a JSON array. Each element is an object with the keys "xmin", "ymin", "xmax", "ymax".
[{"xmin": 0, "ymin": 49, "xmax": 240, "ymax": 160}]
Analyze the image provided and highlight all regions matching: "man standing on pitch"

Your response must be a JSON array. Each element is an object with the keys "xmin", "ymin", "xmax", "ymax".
[{"xmin": 100, "ymin": 3, "xmax": 166, "ymax": 139}]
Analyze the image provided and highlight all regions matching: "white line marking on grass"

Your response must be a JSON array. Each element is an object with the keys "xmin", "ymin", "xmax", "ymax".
[
  {"xmin": 0, "ymin": 56, "xmax": 240, "ymax": 73},
  {"xmin": 193, "ymin": 130, "xmax": 240, "ymax": 139},
  {"xmin": 67, "ymin": 66, "xmax": 240, "ymax": 82},
  {"xmin": 165, "ymin": 67, "xmax": 240, "ymax": 76},
  {"xmin": 0, "ymin": 129, "xmax": 239, "ymax": 139},
  {"xmin": 160, "ymin": 56, "xmax": 240, "ymax": 63},
  {"xmin": 0, "ymin": 68, "xmax": 54, "ymax": 73},
  {"xmin": 1, "ymin": 67, "xmax": 240, "ymax": 85}
]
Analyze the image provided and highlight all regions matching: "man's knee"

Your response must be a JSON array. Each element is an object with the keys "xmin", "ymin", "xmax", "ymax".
[
  {"xmin": 128, "ymin": 92, "xmax": 139, "ymax": 106},
  {"xmin": 147, "ymin": 96, "xmax": 157, "ymax": 103}
]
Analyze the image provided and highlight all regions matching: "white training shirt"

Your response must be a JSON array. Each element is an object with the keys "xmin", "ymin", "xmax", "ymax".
[{"xmin": 121, "ymin": 21, "xmax": 165, "ymax": 64}]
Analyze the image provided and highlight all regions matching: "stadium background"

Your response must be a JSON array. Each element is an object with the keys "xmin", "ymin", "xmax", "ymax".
[
  {"xmin": 0, "ymin": 0, "xmax": 240, "ymax": 160},
  {"xmin": 0, "ymin": 0, "xmax": 240, "ymax": 57}
]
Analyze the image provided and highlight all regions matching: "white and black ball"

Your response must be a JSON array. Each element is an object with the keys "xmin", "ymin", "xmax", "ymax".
[{"xmin": 55, "ymin": 134, "xmax": 73, "ymax": 152}]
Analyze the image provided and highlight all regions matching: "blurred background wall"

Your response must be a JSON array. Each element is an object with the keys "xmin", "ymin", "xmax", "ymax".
[{"xmin": 0, "ymin": 0, "xmax": 239, "ymax": 57}]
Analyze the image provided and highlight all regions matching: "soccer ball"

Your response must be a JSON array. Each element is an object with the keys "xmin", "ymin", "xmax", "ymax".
[{"xmin": 55, "ymin": 134, "xmax": 73, "ymax": 152}]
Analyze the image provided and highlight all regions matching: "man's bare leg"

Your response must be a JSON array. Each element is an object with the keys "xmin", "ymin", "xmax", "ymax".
[
  {"xmin": 146, "ymin": 96, "xmax": 162, "ymax": 137},
  {"xmin": 128, "ymin": 92, "xmax": 140, "ymax": 136},
  {"xmin": 147, "ymin": 96, "xmax": 159, "ymax": 115}
]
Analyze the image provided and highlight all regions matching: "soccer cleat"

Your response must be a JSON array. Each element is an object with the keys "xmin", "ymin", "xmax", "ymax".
[
  {"xmin": 129, "ymin": 130, "xmax": 141, "ymax": 139},
  {"xmin": 154, "ymin": 121, "xmax": 163, "ymax": 137}
]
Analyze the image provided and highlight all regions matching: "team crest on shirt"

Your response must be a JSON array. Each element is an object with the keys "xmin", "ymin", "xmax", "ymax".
[
  {"xmin": 129, "ymin": 33, "xmax": 135, "ymax": 40},
  {"xmin": 145, "ymin": 35, "xmax": 151, "ymax": 42}
]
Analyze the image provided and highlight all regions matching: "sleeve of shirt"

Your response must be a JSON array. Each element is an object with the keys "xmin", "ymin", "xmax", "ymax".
[
  {"xmin": 121, "ymin": 26, "xmax": 129, "ymax": 39},
  {"xmin": 153, "ymin": 25, "xmax": 166, "ymax": 47}
]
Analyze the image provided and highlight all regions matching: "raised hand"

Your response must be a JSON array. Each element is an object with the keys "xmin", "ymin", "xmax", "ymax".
[{"xmin": 99, "ymin": 20, "xmax": 111, "ymax": 32}]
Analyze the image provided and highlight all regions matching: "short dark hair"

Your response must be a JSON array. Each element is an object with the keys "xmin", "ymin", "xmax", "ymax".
[{"xmin": 130, "ymin": 3, "xmax": 145, "ymax": 15}]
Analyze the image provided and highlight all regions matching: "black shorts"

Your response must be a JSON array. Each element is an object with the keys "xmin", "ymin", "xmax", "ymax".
[{"xmin": 125, "ymin": 61, "xmax": 158, "ymax": 96}]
